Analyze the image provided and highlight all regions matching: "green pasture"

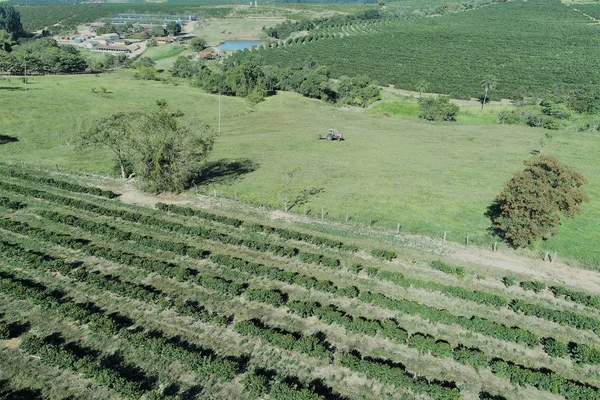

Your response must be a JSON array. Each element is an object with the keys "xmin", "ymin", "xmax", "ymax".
[{"xmin": 0, "ymin": 71, "xmax": 599, "ymax": 267}]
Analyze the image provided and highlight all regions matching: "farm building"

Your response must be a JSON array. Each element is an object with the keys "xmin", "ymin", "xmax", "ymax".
[
  {"xmin": 100, "ymin": 14, "xmax": 196, "ymax": 27},
  {"xmin": 92, "ymin": 46, "xmax": 131, "ymax": 54}
]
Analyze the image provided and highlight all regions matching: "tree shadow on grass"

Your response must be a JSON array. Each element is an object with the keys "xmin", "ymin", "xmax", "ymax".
[
  {"xmin": 0, "ymin": 135, "xmax": 18, "ymax": 145},
  {"xmin": 192, "ymin": 158, "xmax": 258, "ymax": 186}
]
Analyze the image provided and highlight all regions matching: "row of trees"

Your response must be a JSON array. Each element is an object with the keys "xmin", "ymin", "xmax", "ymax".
[{"xmin": 171, "ymin": 55, "xmax": 381, "ymax": 107}]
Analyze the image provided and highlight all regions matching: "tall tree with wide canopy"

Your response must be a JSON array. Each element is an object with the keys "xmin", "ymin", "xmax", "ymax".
[{"xmin": 487, "ymin": 155, "xmax": 589, "ymax": 249}]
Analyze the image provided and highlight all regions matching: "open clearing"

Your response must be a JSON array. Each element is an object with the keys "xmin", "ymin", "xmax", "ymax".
[{"xmin": 0, "ymin": 71, "xmax": 598, "ymax": 268}]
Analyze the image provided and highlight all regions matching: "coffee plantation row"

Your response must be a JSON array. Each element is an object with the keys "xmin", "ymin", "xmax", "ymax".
[{"xmin": 1, "ymin": 169, "xmax": 600, "ymax": 399}]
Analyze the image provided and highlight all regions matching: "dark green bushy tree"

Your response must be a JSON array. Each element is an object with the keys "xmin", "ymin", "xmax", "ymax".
[
  {"xmin": 0, "ymin": 5, "xmax": 24, "ymax": 40},
  {"xmin": 487, "ymin": 155, "xmax": 589, "ymax": 248},
  {"xmin": 418, "ymin": 96, "xmax": 459, "ymax": 121}
]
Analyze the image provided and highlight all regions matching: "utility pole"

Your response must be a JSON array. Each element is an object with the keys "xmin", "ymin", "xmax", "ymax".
[
  {"xmin": 218, "ymin": 91, "xmax": 221, "ymax": 133},
  {"xmin": 24, "ymin": 55, "xmax": 27, "ymax": 97}
]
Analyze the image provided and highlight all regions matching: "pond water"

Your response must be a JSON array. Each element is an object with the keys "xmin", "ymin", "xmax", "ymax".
[{"xmin": 216, "ymin": 40, "xmax": 266, "ymax": 51}]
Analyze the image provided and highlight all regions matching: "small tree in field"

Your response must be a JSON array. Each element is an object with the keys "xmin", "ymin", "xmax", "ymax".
[
  {"xmin": 190, "ymin": 37, "xmax": 207, "ymax": 52},
  {"xmin": 166, "ymin": 21, "xmax": 182, "ymax": 36},
  {"xmin": 480, "ymin": 75, "xmax": 497, "ymax": 110},
  {"xmin": 487, "ymin": 155, "xmax": 589, "ymax": 249},
  {"xmin": 418, "ymin": 96, "xmax": 459, "ymax": 121}
]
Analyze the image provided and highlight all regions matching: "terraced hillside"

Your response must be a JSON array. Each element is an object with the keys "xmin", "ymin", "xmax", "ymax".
[
  {"xmin": 249, "ymin": 0, "xmax": 600, "ymax": 99},
  {"xmin": 2, "ymin": 166, "xmax": 600, "ymax": 399}
]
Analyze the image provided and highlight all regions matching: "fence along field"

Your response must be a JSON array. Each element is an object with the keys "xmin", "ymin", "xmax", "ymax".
[
  {"xmin": 251, "ymin": 0, "xmax": 600, "ymax": 100},
  {"xmin": 2, "ymin": 168, "xmax": 600, "ymax": 399}
]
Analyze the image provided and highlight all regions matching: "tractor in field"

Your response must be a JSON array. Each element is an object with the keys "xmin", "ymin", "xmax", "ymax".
[{"xmin": 316, "ymin": 129, "xmax": 344, "ymax": 141}]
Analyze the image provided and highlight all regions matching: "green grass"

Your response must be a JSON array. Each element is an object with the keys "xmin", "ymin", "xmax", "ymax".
[
  {"xmin": 144, "ymin": 44, "xmax": 187, "ymax": 62},
  {"xmin": 1, "ymin": 71, "xmax": 599, "ymax": 267}
]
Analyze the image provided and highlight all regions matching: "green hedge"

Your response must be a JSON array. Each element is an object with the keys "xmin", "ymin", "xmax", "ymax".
[{"xmin": 0, "ymin": 169, "xmax": 118, "ymax": 198}]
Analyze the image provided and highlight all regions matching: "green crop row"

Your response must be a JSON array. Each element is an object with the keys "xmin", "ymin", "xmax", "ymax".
[
  {"xmin": 2, "ymin": 207, "xmax": 586, "ymax": 364},
  {"xmin": 234, "ymin": 318, "xmax": 333, "ymax": 361},
  {"xmin": 242, "ymin": 374, "xmax": 328, "ymax": 400},
  {"xmin": 490, "ymin": 358, "xmax": 600, "ymax": 400},
  {"xmin": 156, "ymin": 202, "xmax": 359, "ymax": 252},
  {"xmin": 550, "ymin": 285, "xmax": 600, "ymax": 311},
  {"xmin": 0, "ymin": 169, "xmax": 118, "ymax": 199},
  {"xmin": 338, "ymin": 351, "xmax": 460, "ymax": 400},
  {"xmin": 509, "ymin": 299, "xmax": 600, "ymax": 336},
  {"xmin": 20, "ymin": 334, "xmax": 152, "ymax": 399},
  {"xmin": 0, "ymin": 268, "xmax": 241, "ymax": 384},
  {"xmin": 0, "ymin": 178, "xmax": 341, "ymax": 269},
  {"xmin": 376, "ymin": 269, "xmax": 507, "ymax": 308},
  {"xmin": 358, "ymin": 291, "xmax": 539, "ymax": 347},
  {"xmin": 0, "ymin": 238, "xmax": 230, "ymax": 326},
  {"xmin": 235, "ymin": 317, "xmax": 459, "ymax": 399},
  {"xmin": 0, "ymin": 196, "xmax": 26, "ymax": 210},
  {"xmin": 430, "ymin": 260, "xmax": 465, "ymax": 278}
]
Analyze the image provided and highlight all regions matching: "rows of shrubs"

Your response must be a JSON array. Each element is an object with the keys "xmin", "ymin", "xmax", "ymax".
[
  {"xmin": 2, "ymin": 265, "xmax": 333, "ymax": 399},
  {"xmin": 509, "ymin": 299, "xmax": 600, "ymax": 336},
  {"xmin": 242, "ymin": 374, "xmax": 329, "ymax": 400},
  {"xmin": 20, "ymin": 334, "xmax": 152, "ymax": 399},
  {"xmin": 358, "ymin": 290, "xmax": 540, "ymax": 347},
  {"xmin": 8, "ymin": 198, "xmax": 600, "ymax": 369},
  {"xmin": 234, "ymin": 319, "xmax": 333, "ymax": 361},
  {"xmin": 0, "ymin": 179, "xmax": 342, "ymax": 270},
  {"xmin": 0, "ymin": 268, "xmax": 242, "ymax": 385},
  {"xmin": 338, "ymin": 351, "xmax": 461, "ymax": 400},
  {"xmin": 0, "ymin": 238, "xmax": 232, "ymax": 326},
  {"xmin": 235, "ymin": 317, "xmax": 459, "ymax": 400},
  {"xmin": 507, "ymin": 276, "xmax": 600, "ymax": 313},
  {"xmin": 376, "ymin": 268, "xmax": 508, "ymax": 308},
  {"xmin": 0, "ymin": 169, "xmax": 118, "ymax": 199},
  {"xmin": 5, "ymin": 233, "xmax": 600, "ymax": 397},
  {"xmin": 157, "ymin": 203, "xmax": 359, "ymax": 252},
  {"xmin": 8, "ymin": 213, "xmax": 598, "ymax": 368}
]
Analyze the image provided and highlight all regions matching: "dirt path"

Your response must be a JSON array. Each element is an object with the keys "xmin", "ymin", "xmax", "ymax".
[
  {"xmin": 381, "ymin": 86, "xmax": 515, "ymax": 108},
  {"xmin": 111, "ymin": 179, "xmax": 600, "ymax": 295}
]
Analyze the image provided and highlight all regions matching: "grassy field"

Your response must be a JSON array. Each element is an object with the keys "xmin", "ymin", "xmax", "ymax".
[
  {"xmin": 192, "ymin": 17, "xmax": 282, "ymax": 45},
  {"xmin": 0, "ymin": 71, "xmax": 599, "ymax": 267},
  {"xmin": 3, "ymin": 168, "xmax": 600, "ymax": 399}
]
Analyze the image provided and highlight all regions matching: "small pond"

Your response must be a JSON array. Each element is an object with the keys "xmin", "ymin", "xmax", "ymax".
[{"xmin": 216, "ymin": 40, "xmax": 266, "ymax": 51}]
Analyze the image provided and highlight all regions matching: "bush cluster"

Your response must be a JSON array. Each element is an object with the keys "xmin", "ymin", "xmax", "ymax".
[
  {"xmin": 20, "ymin": 335, "xmax": 150, "ymax": 399},
  {"xmin": 377, "ymin": 270, "xmax": 507, "ymax": 308},
  {"xmin": 509, "ymin": 299, "xmax": 600, "ymax": 335},
  {"xmin": 0, "ymin": 196, "xmax": 26, "ymax": 210},
  {"xmin": 370, "ymin": 248, "xmax": 397, "ymax": 261},
  {"xmin": 338, "ymin": 351, "xmax": 461, "ymax": 400},
  {"xmin": 234, "ymin": 319, "xmax": 332, "ymax": 361},
  {"xmin": 430, "ymin": 260, "xmax": 465, "ymax": 278}
]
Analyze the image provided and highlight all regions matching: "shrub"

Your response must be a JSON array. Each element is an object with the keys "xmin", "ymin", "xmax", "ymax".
[
  {"xmin": 370, "ymin": 248, "xmax": 397, "ymax": 261},
  {"xmin": 430, "ymin": 260, "xmax": 465, "ymax": 278},
  {"xmin": 502, "ymin": 276, "xmax": 516, "ymax": 287},
  {"xmin": 520, "ymin": 280, "xmax": 546, "ymax": 293},
  {"xmin": 418, "ymin": 96, "xmax": 459, "ymax": 121}
]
